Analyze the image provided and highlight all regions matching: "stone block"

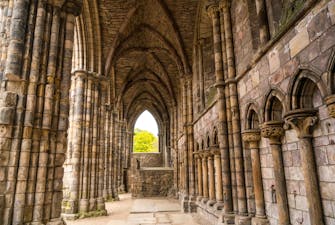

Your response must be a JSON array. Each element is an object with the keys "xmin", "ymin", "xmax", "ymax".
[
  {"xmin": 320, "ymin": 182, "xmax": 335, "ymax": 199},
  {"xmin": 326, "ymin": 145, "xmax": 335, "ymax": 164},
  {"xmin": 289, "ymin": 29, "xmax": 310, "ymax": 58},
  {"xmin": 0, "ymin": 92, "xmax": 17, "ymax": 107},
  {"xmin": 308, "ymin": 8, "xmax": 331, "ymax": 40},
  {"xmin": 322, "ymin": 200, "xmax": 334, "ymax": 217},
  {"xmin": 318, "ymin": 166, "xmax": 335, "ymax": 182},
  {"xmin": 288, "ymin": 167, "xmax": 303, "ymax": 181},
  {"xmin": 329, "ymin": 1, "xmax": 335, "ymax": 24},
  {"xmin": 295, "ymin": 195, "xmax": 308, "ymax": 211},
  {"xmin": 268, "ymin": 49, "xmax": 280, "ymax": 74}
]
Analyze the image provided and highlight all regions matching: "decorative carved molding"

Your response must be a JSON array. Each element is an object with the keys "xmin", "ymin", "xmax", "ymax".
[
  {"xmin": 284, "ymin": 109, "xmax": 318, "ymax": 138},
  {"xmin": 242, "ymin": 129, "xmax": 261, "ymax": 143},
  {"xmin": 261, "ymin": 121, "xmax": 284, "ymax": 141},
  {"xmin": 206, "ymin": 3, "xmax": 220, "ymax": 18},
  {"xmin": 325, "ymin": 95, "xmax": 335, "ymax": 118}
]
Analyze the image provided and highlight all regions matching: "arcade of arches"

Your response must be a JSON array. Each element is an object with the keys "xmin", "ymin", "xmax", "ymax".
[{"xmin": 0, "ymin": 0, "xmax": 335, "ymax": 225}]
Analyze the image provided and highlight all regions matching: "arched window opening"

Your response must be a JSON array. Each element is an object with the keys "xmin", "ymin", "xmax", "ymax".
[
  {"xmin": 133, "ymin": 110, "xmax": 159, "ymax": 153},
  {"xmin": 206, "ymin": 135, "xmax": 210, "ymax": 149},
  {"xmin": 266, "ymin": 96, "xmax": 284, "ymax": 121},
  {"xmin": 265, "ymin": 0, "xmax": 284, "ymax": 37},
  {"xmin": 213, "ymin": 129, "xmax": 218, "ymax": 147},
  {"xmin": 332, "ymin": 65, "xmax": 335, "ymax": 93},
  {"xmin": 293, "ymin": 78, "xmax": 322, "ymax": 109},
  {"xmin": 248, "ymin": 109, "xmax": 260, "ymax": 129},
  {"xmin": 201, "ymin": 139, "xmax": 205, "ymax": 150}
]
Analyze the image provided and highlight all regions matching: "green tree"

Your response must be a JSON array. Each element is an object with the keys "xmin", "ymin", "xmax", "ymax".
[{"xmin": 133, "ymin": 128, "xmax": 158, "ymax": 153}]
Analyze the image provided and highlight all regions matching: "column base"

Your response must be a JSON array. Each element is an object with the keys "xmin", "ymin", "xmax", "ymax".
[
  {"xmin": 213, "ymin": 201, "xmax": 224, "ymax": 211},
  {"xmin": 46, "ymin": 218, "xmax": 66, "ymax": 225},
  {"xmin": 89, "ymin": 198, "xmax": 97, "ymax": 211},
  {"xmin": 252, "ymin": 216, "xmax": 270, "ymax": 225},
  {"xmin": 206, "ymin": 200, "xmax": 216, "ymax": 208},
  {"xmin": 196, "ymin": 196, "xmax": 203, "ymax": 203},
  {"xmin": 62, "ymin": 208, "xmax": 108, "ymax": 221},
  {"xmin": 235, "ymin": 215, "xmax": 251, "ymax": 225},
  {"xmin": 222, "ymin": 213, "xmax": 235, "ymax": 225},
  {"xmin": 181, "ymin": 195, "xmax": 189, "ymax": 213},
  {"xmin": 97, "ymin": 197, "xmax": 106, "ymax": 211},
  {"xmin": 188, "ymin": 196, "xmax": 197, "ymax": 212},
  {"xmin": 201, "ymin": 198, "xmax": 209, "ymax": 205},
  {"xmin": 79, "ymin": 199, "xmax": 89, "ymax": 213},
  {"xmin": 61, "ymin": 199, "xmax": 78, "ymax": 214}
]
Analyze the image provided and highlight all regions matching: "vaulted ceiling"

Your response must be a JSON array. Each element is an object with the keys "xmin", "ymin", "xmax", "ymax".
[{"xmin": 73, "ymin": 0, "xmax": 200, "ymax": 127}]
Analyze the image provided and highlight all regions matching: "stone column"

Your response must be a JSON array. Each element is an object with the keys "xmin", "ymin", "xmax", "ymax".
[
  {"xmin": 62, "ymin": 70, "xmax": 86, "ymax": 216},
  {"xmin": 242, "ymin": 130, "xmax": 269, "ymax": 225},
  {"xmin": 325, "ymin": 95, "xmax": 335, "ymax": 118},
  {"xmin": 0, "ymin": 1, "xmax": 81, "ymax": 224},
  {"xmin": 261, "ymin": 121, "xmax": 290, "ymax": 225},
  {"xmin": 208, "ymin": 153, "xmax": 216, "ymax": 205},
  {"xmin": 186, "ymin": 77, "xmax": 197, "ymax": 212},
  {"xmin": 284, "ymin": 109, "xmax": 324, "ymax": 225},
  {"xmin": 202, "ymin": 154, "xmax": 209, "ymax": 202},
  {"xmin": 196, "ymin": 154, "xmax": 203, "ymax": 201},
  {"xmin": 221, "ymin": 2, "xmax": 248, "ymax": 220},
  {"xmin": 213, "ymin": 149, "xmax": 224, "ymax": 209},
  {"xmin": 208, "ymin": 2, "xmax": 233, "ymax": 218}
]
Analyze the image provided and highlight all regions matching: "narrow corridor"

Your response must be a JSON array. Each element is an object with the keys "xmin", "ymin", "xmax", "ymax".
[{"xmin": 65, "ymin": 194, "xmax": 207, "ymax": 225}]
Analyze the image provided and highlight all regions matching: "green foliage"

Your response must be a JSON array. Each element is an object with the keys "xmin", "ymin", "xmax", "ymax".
[{"xmin": 133, "ymin": 128, "xmax": 158, "ymax": 153}]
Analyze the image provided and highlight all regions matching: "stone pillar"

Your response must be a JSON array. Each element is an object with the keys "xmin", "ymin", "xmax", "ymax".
[
  {"xmin": 182, "ymin": 78, "xmax": 189, "ymax": 196},
  {"xmin": 261, "ymin": 121, "xmax": 290, "ymax": 225},
  {"xmin": 0, "ymin": 1, "xmax": 81, "ymax": 224},
  {"xmin": 284, "ymin": 109, "xmax": 324, "ymax": 225},
  {"xmin": 196, "ymin": 154, "xmax": 203, "ymax": 201},
  {"xmin": 62, "ymin": 70, "xmax": 86, "ymax": 215},
  {"xmin": 202, "ymin": 154, "xmax": 209, "ymax": 201},
  {"xmin": 208, "ymin": 154, "xmax": 216, "ymax": 205},
  {"xmin": 242, "ymin": 130, "xmax": 269, "ymax": 225},
  {"xmin": 325, "ymin": 95, "xmax": 335, "ymax": 118},
  {"xmin": 186, "ymin": 77, "xmax": 196, "ymax": 212},
  {"xmin": 219, "ymin": 2, "xmax": 248, "ymax": 222},
  {"xmin": 213, "ymin": 149, "xmax": 223, "ymax": 208},
  {"xmin": 208, "ymin": 3, "xmax": 233, "ymax": 219}
]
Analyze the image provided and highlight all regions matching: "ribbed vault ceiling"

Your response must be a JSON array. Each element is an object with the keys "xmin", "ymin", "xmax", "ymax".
[{"xmin": 75, "ymin": 0, "xmax": 199, "ymax": 126}]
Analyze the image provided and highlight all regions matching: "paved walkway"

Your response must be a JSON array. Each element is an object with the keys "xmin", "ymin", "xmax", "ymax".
[{"xmin": 65, "ymin": 194, "xmax": 206, "ymax": 225}]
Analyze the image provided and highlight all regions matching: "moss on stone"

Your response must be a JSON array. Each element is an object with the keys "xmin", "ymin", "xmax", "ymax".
[{"xmin": 78, "ymin": 209, "xmax": 108, "ymax": 219}]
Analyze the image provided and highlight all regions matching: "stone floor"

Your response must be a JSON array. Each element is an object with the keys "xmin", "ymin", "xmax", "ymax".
[{"xmin": 65, "ymin": 194, "xmax": 207, "ymax": 225}]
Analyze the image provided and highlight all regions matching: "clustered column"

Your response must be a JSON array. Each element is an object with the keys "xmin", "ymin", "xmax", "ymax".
[
  {"xmin": 0, "ymin": 1, "xmax": 82, "ymax": 224},
  {"xmin": 62, "ymin": 71, "xmax": 111, "ymax": 218},
  {"xmin": 194, "ymin": 149, "xmax": 223, "ymax": 209},
  {"xmin": 206, "ymin": 1, "xmax": 247, "ymax": 223}
]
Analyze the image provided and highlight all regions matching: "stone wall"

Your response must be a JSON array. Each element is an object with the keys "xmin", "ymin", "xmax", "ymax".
[
  {"xmin": 131, "ymin": 168, "xmax": 174, "ymax": 198},
  {"xmin": 235, "ymin": 1, "xmax": 335, "ymax": 224},
  {"xmin": 131, "ymin": 153, "xmax": 163, "ymax": 167}
]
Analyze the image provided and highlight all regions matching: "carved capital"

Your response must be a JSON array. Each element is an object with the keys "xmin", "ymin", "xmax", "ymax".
[
  {"xmin": 206, "ymin": 3, "xmax": 220, "ymax": 19},
  {"xmin": 284, "ymin": 109, "xmax": 318, "ymax": 139},
  {"xmin": 261, "ymin": 121, "xmax": 284, "ymax": 144},
  {"xmin": 242, "ymin": 129, "xmax": 261, "ymax": 143},
  {"xmin": 219, "ymin": 0, "xmax": 230, "ymax": 12},
  {"xmin": 242, "ymin": 129, "xmax": 261, "ymax": 148},
  {"xmin": 62, "ymin": 0, "xmax": 83, "ymax": 16},
  {"xmin": 210, "ymin": 148, "xmax": 220, "ymax": 156},
  {"xmin": 325, "ymin": 95, "xmax": 335, "ymax": 118}
]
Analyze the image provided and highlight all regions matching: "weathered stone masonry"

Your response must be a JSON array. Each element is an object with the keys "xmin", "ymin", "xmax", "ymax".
[{"xmin": 0, "ymin": 0, "xmax": 335, "ymax": 225}]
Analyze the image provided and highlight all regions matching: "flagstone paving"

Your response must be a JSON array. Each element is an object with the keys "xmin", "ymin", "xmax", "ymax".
[{"xmin": 65, "ymin": 194, "xmax": 207, "ymax": 225}]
